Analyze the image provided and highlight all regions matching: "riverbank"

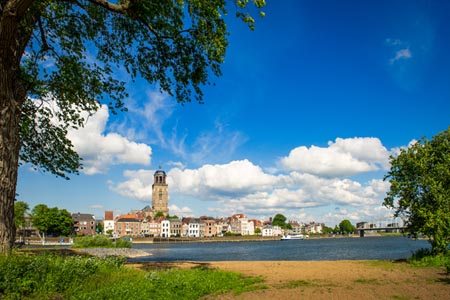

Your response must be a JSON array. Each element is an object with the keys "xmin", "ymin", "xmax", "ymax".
[{"xmin": 132, "ymin": 260, "xmax": 450, "ymax": 300}]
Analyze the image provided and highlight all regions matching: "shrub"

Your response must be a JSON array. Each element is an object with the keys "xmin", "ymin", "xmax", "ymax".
[
  {"xmin": 0, "ymin": 254, "xmax": 262, "ymax": 299},
  {"xmin": 408, "ymin": 248, "xmax": 450, "ymax": 270},
  {"xmin": 0, "ymin": 254, "xmax": 125, "ymax": 298}
]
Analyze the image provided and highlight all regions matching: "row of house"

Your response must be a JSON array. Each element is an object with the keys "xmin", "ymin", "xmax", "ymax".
[{"xmin": 87, "ymin": 211, "xmax": 325, "ymax": 238}]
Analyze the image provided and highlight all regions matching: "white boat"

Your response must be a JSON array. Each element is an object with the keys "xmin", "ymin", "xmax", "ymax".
[{"xmin": 280, "ymin": 234, "xmax": 304, "ymax": 240}]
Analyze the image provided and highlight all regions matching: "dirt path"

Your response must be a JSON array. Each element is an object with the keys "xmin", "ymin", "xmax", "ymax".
[{"xmin": 151, "ymin": 260, "xmax": 450, "ymax": 300}]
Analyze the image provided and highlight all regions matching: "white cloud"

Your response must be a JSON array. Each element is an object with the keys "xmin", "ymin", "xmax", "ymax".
[
  {"xmin": 109, "ymin": 169, "xmax": 154, "ymax": 200},
  {"xmin": 67, "ymin": 105, "xmax": 152, "ymax": 174},
  {"xmin": 280, "ymin": 137, "xmax": 390, "ymax": 177},
  {"xmin": 89, "ymin": 204, "xmax": 103, "ymax": 209},
  {"xmin": 109, "ymin": 139, "xmax": 398, "ymax": 224},
  {"xmin": 169, "ymin": 204, "xmax": 193, "ymax": 216},
  {"xmin": 385, "ymin": 38, "xmax": 413, "ymax": 64},
  {"xmin": 168, "ymin": 159, "xmax": 277, "ymax": 197},
  {"xmin": 189, "ymin": 121, "xmax": 248, "ymax": 165},
  {"xmin": 390, "ymin": 48, "xmax": 412, "ymax": 64}
]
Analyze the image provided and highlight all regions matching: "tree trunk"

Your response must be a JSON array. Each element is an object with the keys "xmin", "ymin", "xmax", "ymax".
[
  {"xmin": 0, "ymin": 4, "xmax": 27, "ymax": 255},
  {"xmin": 0, "ymin": 96, "xmax": 21, "ymax": 254}
]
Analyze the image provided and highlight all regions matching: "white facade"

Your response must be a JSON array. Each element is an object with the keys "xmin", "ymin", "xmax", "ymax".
[
  {"xmin": 103, "ymin": 220, "xmax": 115, "ymax": 235},
  {"xmin": 161, "ymin": 220, "xmax": 171, "ymax": 238},
  {"xmin": 188, "ymin": 222, "xmax": 201, "ymax": 237},
  {"xmin": 262, "ymin": 225, "xmax": 282, "ymax": 237},
  {"xmin": 240, "ymin": 218, "xmax": 255, "ymax": 235}
]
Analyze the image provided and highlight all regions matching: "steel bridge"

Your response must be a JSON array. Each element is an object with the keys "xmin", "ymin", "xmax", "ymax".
[{"xmin": 356, "ymin": 217, "xmax": 407, "ymax": 237}]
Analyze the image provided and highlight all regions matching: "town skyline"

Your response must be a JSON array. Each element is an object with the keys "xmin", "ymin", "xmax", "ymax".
[{"xmin": 17, "ymin": 1, "xmax": 450, "ymax": 226}]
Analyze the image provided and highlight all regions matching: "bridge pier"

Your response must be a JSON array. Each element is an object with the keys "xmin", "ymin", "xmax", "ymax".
[{"xmin": 359, "ymin": 230, "xmax": 365, "ymax": 238}]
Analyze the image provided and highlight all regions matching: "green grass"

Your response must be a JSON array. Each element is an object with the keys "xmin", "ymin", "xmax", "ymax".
[
  {"xmin": 0, "ymin": 254, "xmax": 263, "ymax": 299},
  {"xmin": 407, "ymin": 248, "xmax": 450, "ymax": 273},
  {"xmin": 72, "ymin": 235, "xmax": 132, "ymax": 248}
]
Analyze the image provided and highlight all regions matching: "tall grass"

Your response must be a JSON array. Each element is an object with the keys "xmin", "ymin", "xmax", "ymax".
[
  {"xmin": 408, "ymin": 248, "xmax": 450, "ymax": 273},
  {"xmin": 72, "ymin": 235, "xmax": 132, "ymax": 248},
  {"xmin": 0, "ymin": 254, "xmax": 262, "ymax": 299}
]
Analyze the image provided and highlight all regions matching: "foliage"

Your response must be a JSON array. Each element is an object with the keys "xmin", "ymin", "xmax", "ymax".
[
  {"xmin": 0, "ymin": 254, "xmax": 124, "ymax": 298},
  {"xmin": 0, "ymin": 254, "xmax": 262, "ymax": 299},
  {"xmin": 30, "ymin": 204, "xmax": 74, "ymax": 237},
  {"xmin": 14, "ymin": 201, "xmax": 29, "ymax": 230},
  {"xmin": 254, "ymin": 227, "xmax": 262, "ymax": 235},
  {"xmin": 166, "ymin": 215, "xmax": 179, "ymax": 220},
  {"xmin": 72, "ymin": 235, "xmax": 131, "ymax": 248},
  {"xmin": 0, "ymin": 0, "xmax": 265, "ymax": 254},
  {"xmin": 384, "ymin": 127, "xmax": 450, "ymax": 255},
  {"xmin": 13, "ymin": 0, "xmax": 266, "ymax": 180},
  {"xmin": 96, "ymin": 222, "xmax": 104, "ymax": 234},
  {"xmin": 333, "ymin": 225, "xmax": 340, "ymax": 234},
  {"xmin": 154, "ymin": 211, "xmax": 165, "ymax": 218},
  {"xmin": 408, "ymin": 248, "xmax": 450, "ymax": 273},
  {"xmin": 339, "ymin": 220, "xmax": 355, "ymax": 234},
  {"xmin": 272, "ymin": 214, "xmax": 286, "ymax": 226},
  {"xmin": 322, "ymin": 225, "xmax": 333, "ymax": 235}
]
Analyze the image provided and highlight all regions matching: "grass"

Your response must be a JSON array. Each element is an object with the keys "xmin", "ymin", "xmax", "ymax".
[
  {"xmin": 0, "ymin": 253, "xmax": 263, "ymax": 299},
  {"xmin": 353, "ymin": 278, "xmax": 382, "ymax": 285},
  {"xmin": 407, "ymin": 248, "xmax": 450, "ymax": 273},
  {"xmin": 72, "ymin": 235, "xmax": 132, "ymax": 248}
]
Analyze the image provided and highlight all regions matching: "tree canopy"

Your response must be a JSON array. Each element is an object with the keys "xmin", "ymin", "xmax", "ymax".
[
  {"xmin": 14, "ymin": 201, "xmax": 29, "ymax": 231},
  {"xmin": 272, "ymin": 214, "xmax": 287, "ymax": 227},
  {"xmin": 30, "ymin": 204, "xmax": 73, "ymax": 237},
  {"xmin": 384, "ymin": 127, "xmax": 450, "ymax": 255},
  {"xmin": 0, "ymin": 0, "xmax": 265, "ymax": 253},
  {"xmin": 338, "ymin": 219, "xmax": 355, "ymax": 234}
]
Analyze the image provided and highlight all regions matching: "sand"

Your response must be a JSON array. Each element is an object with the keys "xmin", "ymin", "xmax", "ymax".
[{"xmin": 135, "ymin": 260, "xmax": 450, "ymax": 300}]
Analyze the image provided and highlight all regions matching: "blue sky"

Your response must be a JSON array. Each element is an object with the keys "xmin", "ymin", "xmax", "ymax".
[{"xmin": 17, "ymin": 0, "xmax": 450, "ymax": 227}]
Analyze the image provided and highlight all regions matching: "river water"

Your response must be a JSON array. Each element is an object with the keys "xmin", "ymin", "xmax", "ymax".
[{"xmin": 131, "ymin": 236, "xmax": 429, "ymax": 262}]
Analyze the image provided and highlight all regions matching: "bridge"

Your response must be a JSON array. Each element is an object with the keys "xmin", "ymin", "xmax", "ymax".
[{"xmin": 356, "ymin": 217, "xmax": 407, "ymax": 237}]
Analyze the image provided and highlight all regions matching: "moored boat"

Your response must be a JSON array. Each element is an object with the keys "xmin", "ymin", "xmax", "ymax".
[{"xmin": 280, "ymin": 234, "xmax": 304, "ymax": 240}]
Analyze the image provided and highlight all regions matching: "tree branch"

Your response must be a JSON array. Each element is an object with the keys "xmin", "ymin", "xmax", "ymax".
[{"xmin": 87, "ymin": 0, "xmax": 131, "ymax": 15}]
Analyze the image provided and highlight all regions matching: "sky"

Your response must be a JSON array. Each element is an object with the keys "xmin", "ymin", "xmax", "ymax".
[{"xmin": 17, "ymin": 0, "xmax": 450, "ymax": 227}]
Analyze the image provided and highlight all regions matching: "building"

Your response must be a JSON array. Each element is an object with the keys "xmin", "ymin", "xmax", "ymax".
[
  {"xmin": 161, "ymin": 220, "xmax": 170, "ymax": 238},
  {"xmin": 170, "ymin": 219, "xmax": 182, "ymax": 237},
  {"xmin": 72, "ymin": 213, "xmax": 96, "ymax": 236},
  {"xmin": 202, "ymin": 218, "xmax": 217, "ymax": 237},
  {"xmin": 115, "ymin": 217, "xmax": 141, "ymax": 237},
  {"xmin": 188, "ymin": 219, "xmax": 202, "ymax": 237},
  {"xmin": 103, "ymin": 211, "xmax": 115, "ymax": 235},
  {"xmin": 152, "ymin": 168, "xmax": 169, "ymax": 216}
]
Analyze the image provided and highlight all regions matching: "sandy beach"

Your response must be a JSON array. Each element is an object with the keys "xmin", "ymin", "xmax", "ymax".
[{"xmin": 135, "ymin": 260, "xmax": 450, "ymax": 300}]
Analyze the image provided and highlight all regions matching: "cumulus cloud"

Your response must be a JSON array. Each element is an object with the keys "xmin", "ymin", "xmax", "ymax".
[
  {"xmin": 280, "ymin": 137, "xmax": 390, "ymax": 177},
  {"xmin": 168, "ymin": 159, "xmax": 277, "ymax": 197},
  {"xmin": 109, "ymin": 169, "xmax": 154, "ymax": 200},
  {"xmin": 169, "ymin": 204, "xmax": 193, "ymax": 216},
  {"xmin": 67, "ymin": 105, "xmax": 152, "ymax": 174},
  {"xmin": 108, "ymin": 137, "xmax": 398, "ymax": 223}
]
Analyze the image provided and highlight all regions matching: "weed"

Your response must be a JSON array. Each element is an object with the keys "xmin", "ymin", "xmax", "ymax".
[
  {"xmin": 0, "ymin": 254, "xmax": 262, "ymax": 299},
  {"xmin": 353, "ymin": 278, "xmax": 381, "ymax": 285}
]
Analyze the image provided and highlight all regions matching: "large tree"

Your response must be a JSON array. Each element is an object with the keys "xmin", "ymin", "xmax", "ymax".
[
  {"xmin": 0, "ymin": 0, "xmax": 265, "ymax": 253},
  {"xmin": 31, "ymin": 204, "xmax": 73, "ymax": 240},
  {"xmin": 384, "ymin": 127, "xmax": 450, "ymax": 255},
  {"xmin": 338, "ymin": 219, "xmax": 355, "ymax": 235}
]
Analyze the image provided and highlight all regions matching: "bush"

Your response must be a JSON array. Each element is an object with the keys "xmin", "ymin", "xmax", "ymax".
[
  {"xmin": 0, "ymin": 254, "xmax": 262, "ymax": 299},
  {"xmin": 72, "ymin": 235, "xmax": 131, "ymax": 248},
  {"xmin": 0, "ymin": 254, "xmax": 124, "ymax": 298},
  {"xmin": 408, "ymin": 248, "xmax": 450, "ymax": 272}
]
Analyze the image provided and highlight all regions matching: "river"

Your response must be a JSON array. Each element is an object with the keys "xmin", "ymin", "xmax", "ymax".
[{"xmin": 130, "ymin": 236, "xmax": 429, "ymax": 262}]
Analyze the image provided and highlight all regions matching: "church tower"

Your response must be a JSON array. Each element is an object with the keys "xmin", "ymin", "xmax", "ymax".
[{"xmin": 152, "ymin": 168, "xmax": 169, "ymax": 216}]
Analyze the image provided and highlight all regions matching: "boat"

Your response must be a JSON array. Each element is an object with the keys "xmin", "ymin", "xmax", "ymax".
[{"xmin": 280, "ymin": 234, "xmax": 304, "ymax": 240}]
